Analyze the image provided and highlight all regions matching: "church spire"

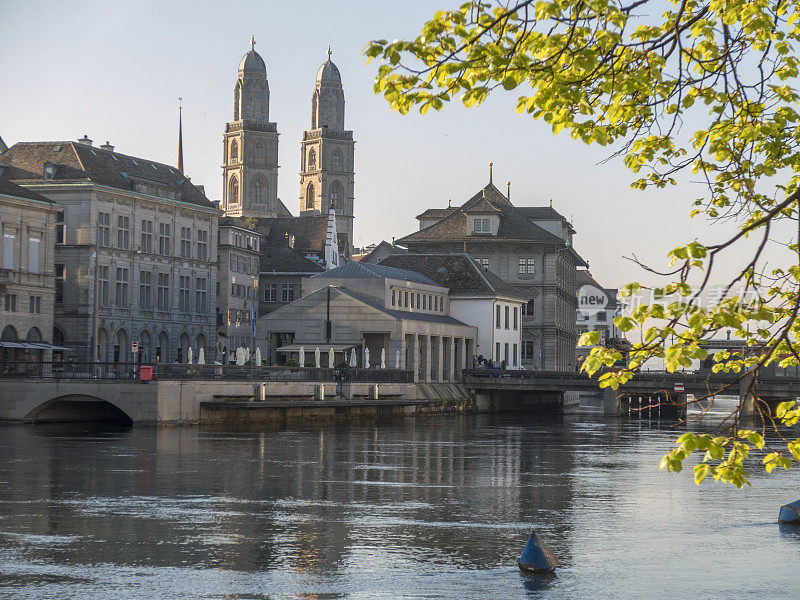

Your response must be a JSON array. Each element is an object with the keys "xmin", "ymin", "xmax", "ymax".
[
  {"xmin": 250, "ymin": 34, "xmax": 256, "ymax": 51},
  {"xmin": 177, "ymin": 97, "xmax": 184, "ymax": 174}
]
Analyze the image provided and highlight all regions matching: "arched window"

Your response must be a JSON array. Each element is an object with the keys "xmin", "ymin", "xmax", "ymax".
[
  {"xmin": 331, "ymin": 181, "xmax": 344, "ymax": 210},
  {"xmin": 157, "ymin": 331, "xmax": 169, "ymax": 363},
  {"xmin": 26, "ymin": 327, "xmax": 43, "ymax": 342},
  {"xmin": 196, "ymin": 332, "xmax": 207, "ymax": 352},
  {"xmin": 229, "ymin": 176, "xmax": 239, "ymax": 205},
  {"xmin": 305, "ymin": 183, "xmax": 315, "ymax": 210},
  {"xmin": 230, "ymin": 140, "xmax": 238, "ymax": 162},
  {"xmin": 251, "ymin": 178, "xmax": 263, "ymax": 203},
  {"xmin": 308, "ymin": 148, "xmax": 317, "ymax": 171},
  {"xmin": 53, "ymin": 326, "xmax": 66, "ymax": 346},
  {"xmin": 255, "ymin": 141, "xmax": 264, "ymax": 160},
  {"xmin": 332, "ymin": 149, "xmax": 342, "ymax": 171},
  {"xmin": 140, "ymin": 330, "xmax": 152, "ymax": 362},
  {"xmin": 1, "ymin": 325, "xmax": 18, "ymax": 340}
]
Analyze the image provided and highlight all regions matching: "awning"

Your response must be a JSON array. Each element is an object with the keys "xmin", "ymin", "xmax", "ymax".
[
  {"xmin": 276, "ymin": 343, "xmax": 358, "ymax": 353},
  {"xmin": 0, "ymin": 341, "xmax": 69, "ymax": 350}
]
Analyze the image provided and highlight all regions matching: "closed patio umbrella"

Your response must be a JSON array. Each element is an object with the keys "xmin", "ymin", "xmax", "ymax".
[
  {"xmin": 381, "ymin": 348, "xmax": 386, "ymax": 369},
  {"xmin": 328, "ymin": 347, "xmax": 335, "ymax": 368},
  {"xmin": 364, "ymin": 348, "xmax": 370, "ymax": 369},
  {"xmin": 315, "ymin": 346, "xmax": 321, "ymax": 368},
  {"xmin": 299, "ymin": 346, "xmax": 305, "ymax": 367}
]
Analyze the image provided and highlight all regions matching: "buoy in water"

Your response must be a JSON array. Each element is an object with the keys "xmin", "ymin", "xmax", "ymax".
[{"xmin": 518, "ymin": 528, "xmax": 558, "ymax": 573}]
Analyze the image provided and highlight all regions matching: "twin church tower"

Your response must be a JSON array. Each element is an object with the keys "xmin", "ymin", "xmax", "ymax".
[{"xmin": 221, "ymin": 38, "xmax": 355, "ymax": 253}]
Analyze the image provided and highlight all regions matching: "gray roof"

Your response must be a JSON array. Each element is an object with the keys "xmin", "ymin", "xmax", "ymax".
[
  {"xmin": 317, "ymin": 58, "xmax": 342, "ymax": 84},
  {"xmin": 260, "ymin": 245, "xmax": 324, "ymax": 274},
  {"xmin": 0, "ymin": 141, "xmax": 214, "ymax": 208},
  {"xmin": 310, "ymin": 261, "xmax": 439, "ymax": 286},
  {"xmin": 0, "ymin": 178, "xmax": 57, "ymax": 204},
  {"xmin": 239, "ymin": 49, "xmax": 266, "ymax": 73},
  {"xmin": 380, "ymin": 253, "xmax": 526, "ymax": 300}
]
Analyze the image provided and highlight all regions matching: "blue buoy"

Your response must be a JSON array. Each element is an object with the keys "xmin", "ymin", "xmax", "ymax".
[
  {"xmin": 778, "ymin": 499, "xmax": 800, "ymax": 524},
  {"xmin": 518, "ymin": 528, "xmax": 558, "ymax": 573}
]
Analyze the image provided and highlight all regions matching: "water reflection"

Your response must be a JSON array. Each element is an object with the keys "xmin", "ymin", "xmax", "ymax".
[{"xmin": 1, "ymin": 414, "xmax": 799, "ymax": 599}]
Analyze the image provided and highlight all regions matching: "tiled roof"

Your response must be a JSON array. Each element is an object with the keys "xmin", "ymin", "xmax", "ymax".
[
  {"xmin": 0, "ymin": 178, "xmax": 57, "ymax": 204},
  {"xmin": 380, "ymin": 253, "xmax": 526, "ymax": 300},
  {"xmin": 255, "ymin": 215, "xmax": 328, "ymax": 255},
  {"xmin": 517, "ymin": 206, "xmax": 563, "ymax": 220},
  {"xmin": 0, "ymin": 141, "xmax": 214, "ymax": 208},
  {"xmin": 219, "ymin": 216, "xmax": 258, "ymax": 231},
  {"xmin": 397, "ymin": 183, "xmax": 564, "ymax": 245},
  {"xmin": 356, "ymin": 240, "xmax": 407, "ymax": 263},
  {"xmin": 416, "ymin": 207, "xmax": 458, "ymax": 219},
  {"xmin": 260, "ymin": 244, "xmax": 324, "ymax": 274},
  {"xmin": 311, "ymin": 261, "xmax": 440, "ymax": 286}
]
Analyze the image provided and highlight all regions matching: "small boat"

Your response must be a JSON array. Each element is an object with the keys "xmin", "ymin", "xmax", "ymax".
[{"xmin": 778, "ymin": 499, "xmax": 800, "ymax": 524}]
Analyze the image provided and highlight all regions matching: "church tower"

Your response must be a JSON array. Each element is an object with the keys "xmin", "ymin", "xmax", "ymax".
[
  {"xmin": 222, "ymin": 37, "xmax": 282, "ymax": 218},
  {"xmin": 299, "ymin": 48, "xmax": 355, "ymax": 257}
]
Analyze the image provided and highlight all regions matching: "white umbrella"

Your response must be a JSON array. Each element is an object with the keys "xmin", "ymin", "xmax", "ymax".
[
  {"xmin": 315, "ymin": 346, "xmax": 321, "ymax": 368},
  {"xmin": 381, "ymin": 348, "xmax": 386, "ymax": 369},
  {"xmin": 187, "ymin": 347, "xmax": 193, "ymax": 364},
  {"xmin": 365, "ymin": 348, "xmax": 371, "ymax": 369},
  {"xmin": 255, "ymin": 347, "xmax": 262, "ymax": 366},
  {"xmin": 395, "ymin": 350, "xmax": 401, "ymax": 370},
  {"xmin": 328, "ymin": 347, "xmax": 335, "ymax": 368},
  {"xmin": 198, "ymin": 348, "xmax": 205, "ymax": 365},
  {"xmin": 349, "ymin": 348, "xmax": 357, "ymax": 368},
  {"xmin": 236, "ymin": 348, "xmax": 245, "ymax": 366},
  {"xmin": 299, "ymin": 346, "xmax": 305, "ymax": 367},
  {"xmin": 245, "ymin": 348, "xmax": 250, "ymax": 363}
]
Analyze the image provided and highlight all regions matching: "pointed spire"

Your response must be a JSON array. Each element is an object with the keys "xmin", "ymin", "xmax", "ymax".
[
  {"xmin": 250, "ymin": 35, "xmax": 256, "ymax": 51},
  {"xmin": 507, "ymin": 181, "xmax": 511, "ymax": 199},
  {"xmin": 177, "ymin": 97, "xmax": 184, "ymax": 174},
  {"xmin": 327, "ymin": 45, "xmax": 332, "ymax": 60},
  {"xmin": 489, "ymin": 161, "xmax": 493, "ymax": 184}
]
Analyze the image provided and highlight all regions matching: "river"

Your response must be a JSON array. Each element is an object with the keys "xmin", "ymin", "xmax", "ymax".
[{"xmin": 1, "ymin": 414, "xmax": 799, "ymax": 599}]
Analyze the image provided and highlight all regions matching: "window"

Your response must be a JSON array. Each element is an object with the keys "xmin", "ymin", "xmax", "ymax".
[
  {"xmin": 331, "ymin": 181, "xmax": 343, "ymax": 210},
  {"xmin": 229, "ymin": 176, "xmax": 239, "ymax": 205},
  {"xmin": 264, "ymin": 283, "xmax": 277, "ymax": 302},
  {"xmin": 391, "ymin": 290, "xmax": 396, "ymax": 307},
  {"xmin": 180, "ymin": 227, "xmax": 191, "ymax": 258},
  {"xmin": 332, "ymin": 149, "xmax": 342, "ymax": 171},
  {"xmin": 496, "ymin": 342, "xmax": 501, "ymax": 362},
  {"xmin": 473, "ymin": 218, "xmax": 490, "ymax": 232},
  {"xmin": 230, "ymin": 140, "xmax": 238, "ymax": 161},
  {"xmin": 513, "ymin": 343, "xmax": 518, "ymax": 366},
  {"xmin": 157, "ymin": 273, "xmax": 170, "ymax": 310},
  {"xmin": 518, "ymin": 257, "xmax": 536, "ymax": 275},
  {"xmin": 4, "ymin": 294, "xmax": 17, "ymax": 312},
  {"xmin": 95, "ymin": 265, "xmax": 108, "ymax": 306},
  {"xmin": 524, "ymin": 298, "xmax": 535, "ymax": 316},
  {"xmin": 29, "ymin": 296, "xmax": 41, "ymax": 313},
  {"xmin": 504, "ymin": 306, "xmax": 510, "ymax": 329},
  {"xmin": 255, "ymin": 141, "xmax": 264, "ymax": 160},
  {"xmin": 117, "ymin": 216, "xmax": 130, "ymax": 250},
  {"xmin": 305, "ymin": 183, "xmax": 315, "ymax": 209},
  {"xmin": 179, "ymin": 275, "xmax": 191, "ymax": 311},
  {"xmin": 2, "ymin": 234, "xmax": 14, "ymax": 270},
  {"xmin": 55, "ymin": 212, "xmax": 65, "ymax": 244},
  {"xmin": 475, "ymin": 257, "xmax": 489, "ymax": 269},
  {"xmin": 97, "ymin": 212, "xmax": 110, "ymax": 247},
  {"xmin": 281, "ymin": 283, "xmax": 295, "ymax": 302},
  {"xmin": 411, "ymin": 293, "xmax": 415, "ymax": 309},
  {"xmin": 251, "ymin": 178, "xmax": 263, "ymax": 203},
  {"xmin": 159, "ymin": 223, "xmax": 171, "ymax": 255},
  {"xmin": 422, "ymin": 295, "xmax": 427, "ymax": 310},
  {"xmin": 596, "ymin": 311, "xmax": 607, "ymax": 322},
  {"xmin": 404, "ymin": 291, "xmax": 408, "ymax": 307},
  {"xmin": 115, "ymin": 267, "xmax": 129, "ymax": 307},
  {"xmin": 417, "ymin": 293, "xmax": 421, "ymax": 308},
  {"xmin": 308, "ymin": 148, "xmax": 317, "ymax": 170},
  {"xmin": 141, "ymin": 220, "xmax": 153, "ymax": 253},
  {"xmin": 523, "ymin": 341, "xmax": 535, "ymax": 360},
  {"xmin": 496, "ymin": 305, "xmax": 501, "ymax": 328},
  {"xmin": 139, "ymin": 270, "xmax": 152, "ymax": 309},
  {"xmin": 28, "ymin": 238, "xmax": 40, "ymax": 273},
  {"xmin": 195, "ymin": 277, "xmax": 207, "ymax": 313},
  {"xmin": 504, "ymin": 343, "xmax": 509, "ymax": 364},
  {"xmin": 55, "ymin": 264, "xmax": 65, "ymax": 304},
  {"xmin": 513, "ymin": 307, "xmax": 519, "ymax": 330}
]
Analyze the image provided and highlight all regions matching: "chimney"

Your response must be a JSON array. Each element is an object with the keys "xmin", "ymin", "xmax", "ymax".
[
  {"xmin": 100, "ymin": 141, "xmax": 114, "ymax": 152},
  {"xmin": 78, "ymin": 135, "xmax": 93, "ymax": 147}
]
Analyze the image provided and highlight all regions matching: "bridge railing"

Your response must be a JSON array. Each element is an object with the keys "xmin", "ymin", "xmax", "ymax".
[{"xmin": 0, "ymin": 362, "xmax": 414, "ymax": 383}]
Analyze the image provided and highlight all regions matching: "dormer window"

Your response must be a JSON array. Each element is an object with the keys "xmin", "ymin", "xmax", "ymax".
[
  {"xmin": 43, "ymin": 162, "xmax": 58, "ymax": 180},
  {"xmin": 473, "ymin": 217, "xmax": 491, "ymax": 233}
]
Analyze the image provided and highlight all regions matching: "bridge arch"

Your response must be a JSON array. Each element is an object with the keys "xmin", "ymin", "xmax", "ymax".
[{"xmin": 23, "ymin": 394, "xmax": 134, "ymax": 425}]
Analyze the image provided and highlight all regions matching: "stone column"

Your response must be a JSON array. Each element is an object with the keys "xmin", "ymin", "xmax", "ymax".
[
  {"xmin": 452, "ymin": 337, "xmax": 460, "ymax": 382},
  {"xmin": 425, "ymin": 335, "xmax": 432, "ymax": 382},
  {"xmin": 435, "ymin": 336, "xmax": 444, "ymax": 383},
  {"xmin": 411, "ymin": 334, "xmax": 420, "ymax": 382}
]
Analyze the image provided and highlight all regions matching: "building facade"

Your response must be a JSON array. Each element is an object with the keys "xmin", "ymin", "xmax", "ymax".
[
  {"xmin": 0, "ymin": 139, "xmax": 219, "ymax": 364},
  {"xmin": 298, "ymin": 50, "xmax": 355, "ymax": 257},
  {"xmin": 216, "ymin": 217, "xmax": 260, "ymax": 361},
  {"xmin": 0, "ymin": 179, "xmax": 62, "ymax": 366},
  {"xmin": 397, "ymin": 182, "xmax": 585, "ymax": 371},
  {"xmin": 256, "ymin": 262, "xmax": 477, "ymax": 381},
  {"xmin": 222, "ymin": 38, "xmax": 290, "ymax": 219}
]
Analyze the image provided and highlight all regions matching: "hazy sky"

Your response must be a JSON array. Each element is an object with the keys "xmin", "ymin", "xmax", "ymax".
[{"xmin": 0, "ymin": 0, "xmax": 780, "ymax": 289}]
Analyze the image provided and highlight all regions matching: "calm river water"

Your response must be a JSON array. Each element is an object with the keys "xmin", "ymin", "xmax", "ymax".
[{"xmin": 1, "ymin": 414, "xmax": 799, "ymax": 599}]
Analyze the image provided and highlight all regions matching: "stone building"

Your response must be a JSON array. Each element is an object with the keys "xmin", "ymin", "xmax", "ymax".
[
  {"xmin": 379, "ymin": 253, "xmax": 526, "ymax": 368},
  {"xmin": 222, "ymin": 38, "xmax": 292, "ymax": 219},
  {"xmin": 0, "ymin": 138, "xmax": 219, "ymax": 363},
  {"xmin": 298, "ymin": 49, "xmax": 355, "ymax": 256},
  {"xmin": 397, "ymin": 181, "xmax": 586, "ymax": 371},
  {"xmin": 0, "ymin": 179, "xmax": 62, "ymax": 366},
  {"xmin": 256, "ymin": 261, "xmax": 476, "ymax": 381},
  {"xmin": 216, "ymin": 217, "xmax": 260, "ymax": 360}
]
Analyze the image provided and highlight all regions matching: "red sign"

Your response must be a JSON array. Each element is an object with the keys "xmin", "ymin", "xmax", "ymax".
[
  {"xmin": 674, "ymin": 383, "xmax": 685, "ymax": 393},
  {"xmin": 131, "ymin": 341, "xmax": 139, "ymax": 353}
]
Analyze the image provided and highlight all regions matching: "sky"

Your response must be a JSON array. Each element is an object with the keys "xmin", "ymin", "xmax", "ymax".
[{"xmin": 0, "ymin": 0, "xmax": 786, "ymax": 290}]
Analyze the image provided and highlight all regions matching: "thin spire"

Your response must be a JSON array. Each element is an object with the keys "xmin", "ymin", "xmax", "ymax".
[
  {"xmin": 489, "ymin": 161, "xmax": 493, "ymax": 184},
  {"xmin": 327, "ymin": 45, "xmax": 332, "ymax": 60},
  {"xmin": 250, "ymin": 35, "xmax": 256, "ymax": 51},
  {"xmin": 507, "ymin": 181, "xmax": 511, "ymax": 199},
  {"xmin": 177, "ymin": 97, "xmax": 184, "ymax": 175}
]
